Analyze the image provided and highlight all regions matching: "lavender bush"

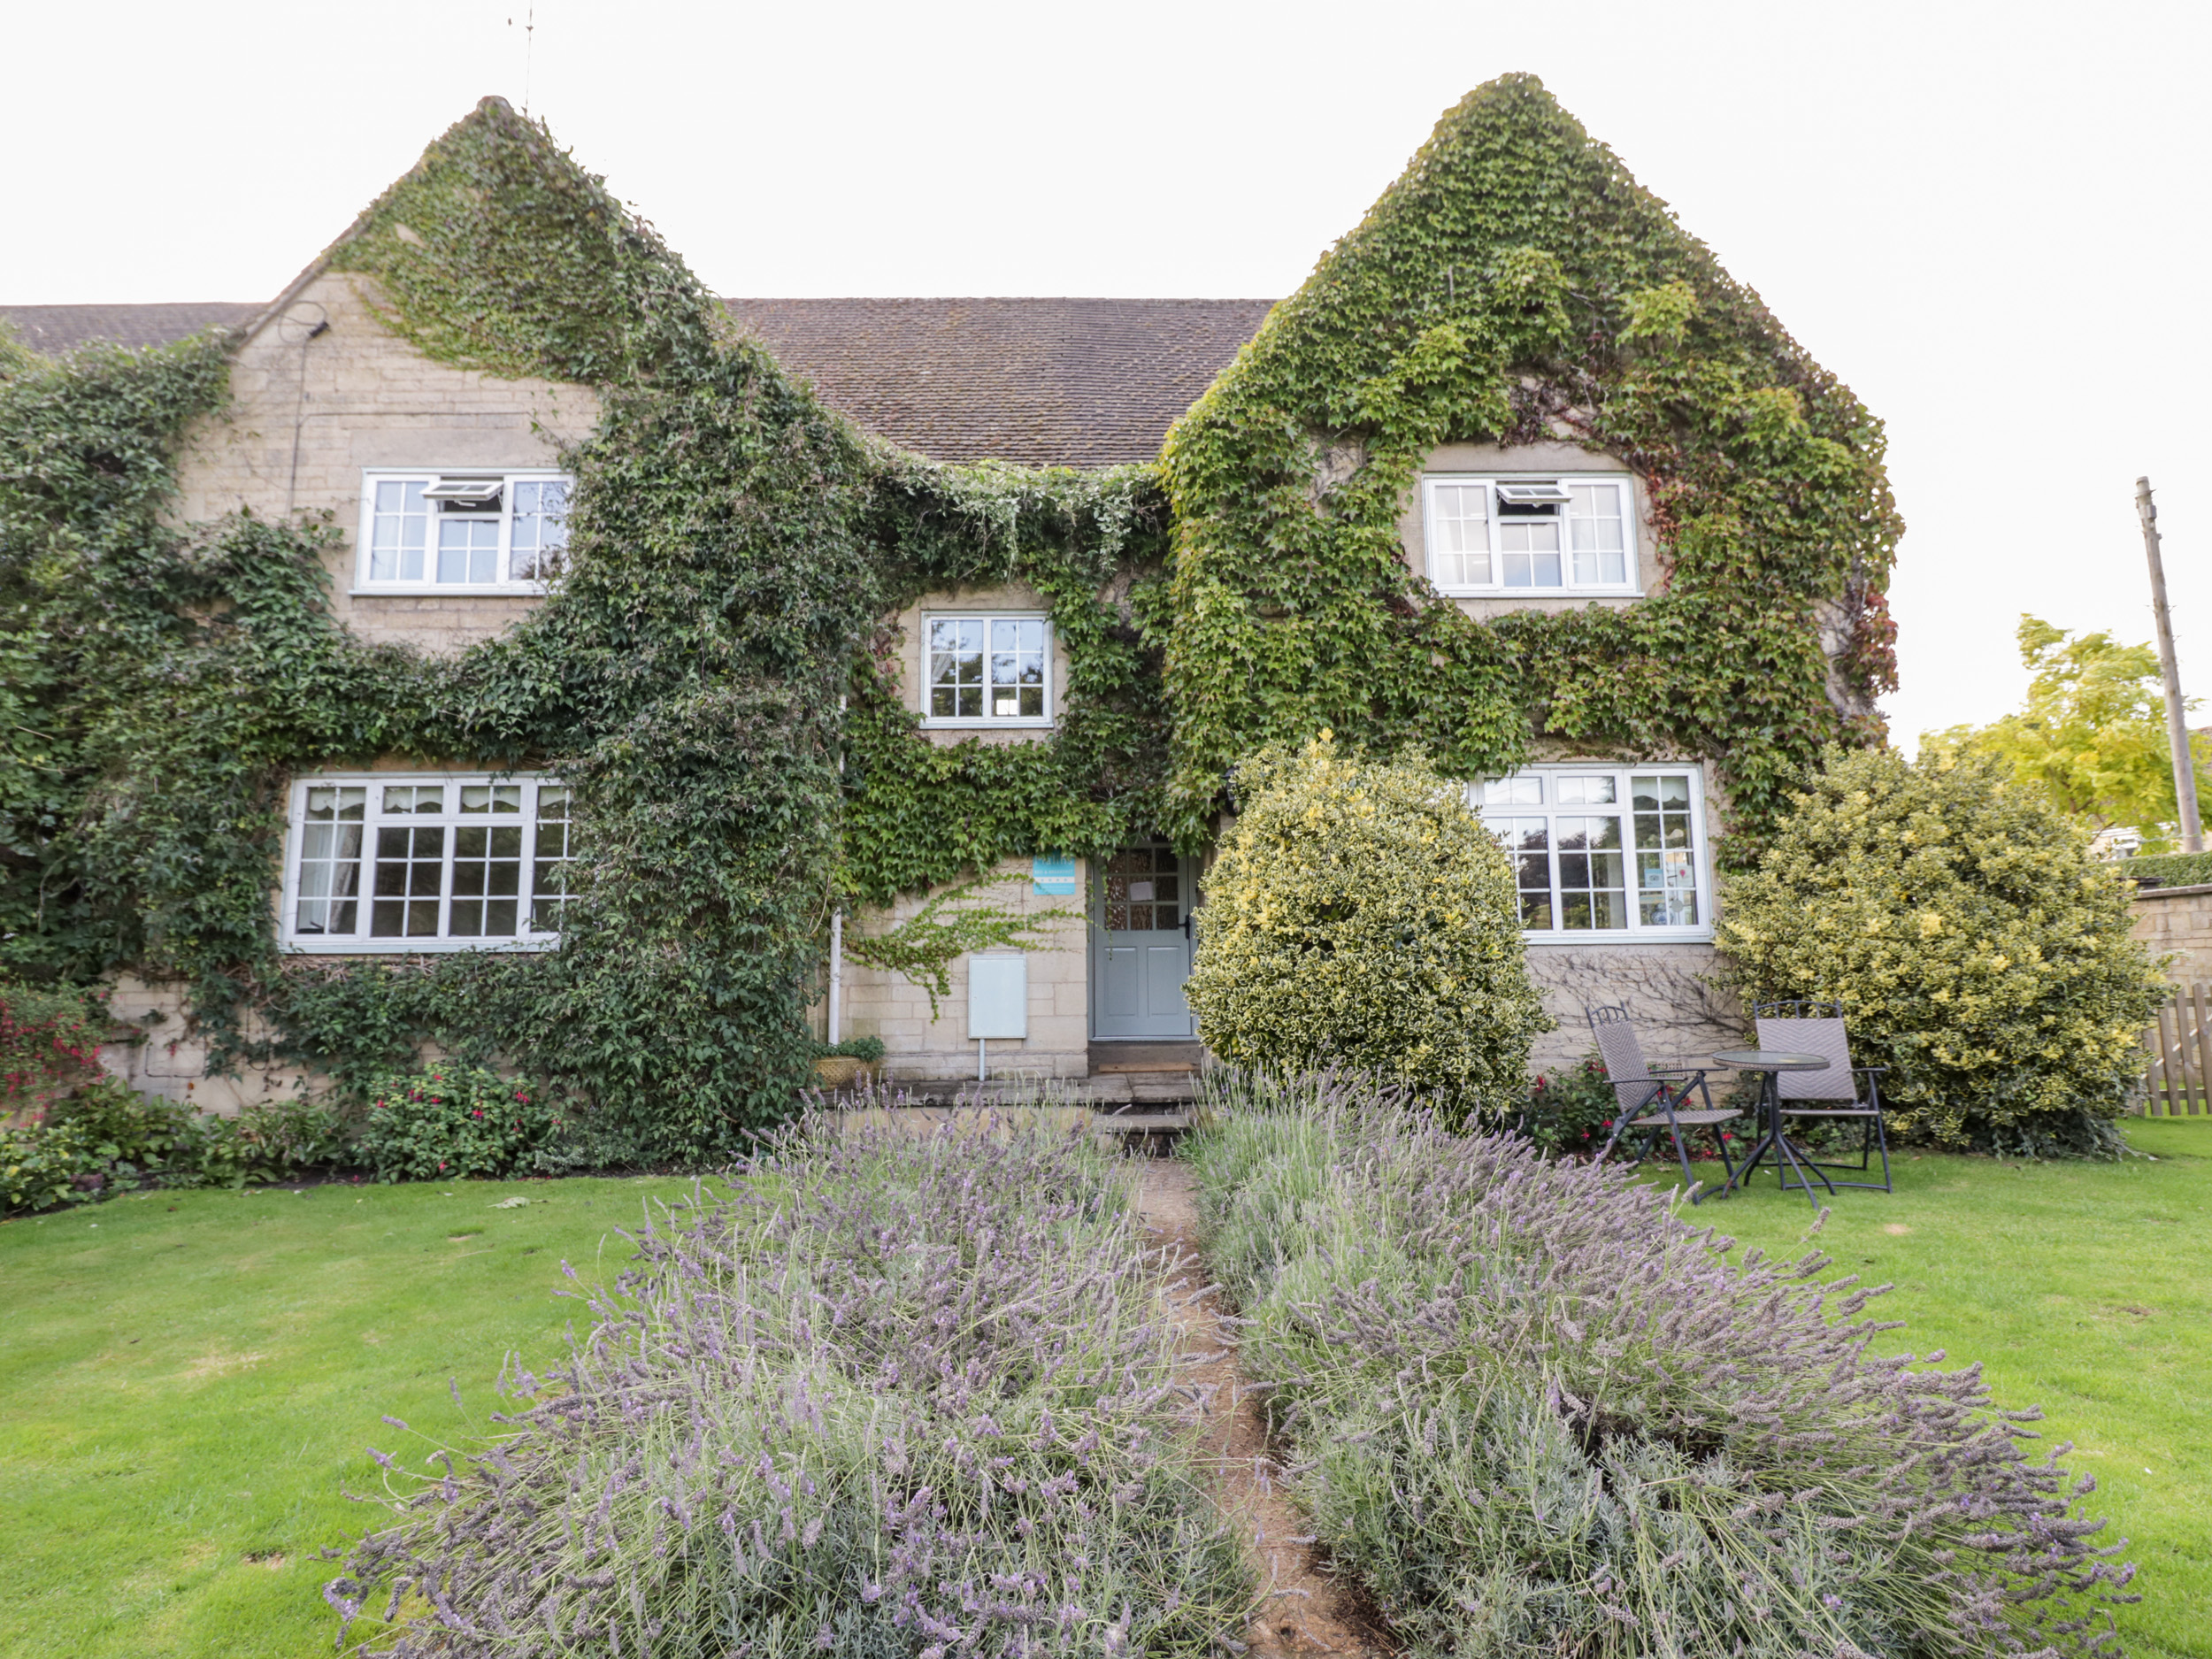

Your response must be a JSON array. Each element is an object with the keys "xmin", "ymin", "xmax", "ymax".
[
  {"xmin": 326, "ymin": 1091, "xmax": 1248, "ymax": 1656},
  {"xmin": 1186, "ymin": 1067, "xmax": 2137, "ymax": 1659}
]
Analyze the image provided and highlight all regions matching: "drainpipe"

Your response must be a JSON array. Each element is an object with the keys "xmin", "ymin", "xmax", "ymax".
[{"xmin": 827, "ymin": 692, "xmax": 848, "ymax": 1043}]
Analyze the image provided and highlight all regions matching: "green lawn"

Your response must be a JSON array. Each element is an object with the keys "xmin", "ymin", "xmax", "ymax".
[
  {"xmin": 0, "ymin": 1175, "xmax": 712, "ymax": 1659},
  {"xmin": 5, "ymin": 1133, "xmax": 2208, "ymax": 1659},
  {"xmin": 1649, "ymin": 1118, "xmax": 2212, "ymax": 1659}
]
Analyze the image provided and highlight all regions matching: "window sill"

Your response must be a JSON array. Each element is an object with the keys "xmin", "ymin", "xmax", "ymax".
[
  {"xmin": 281, "ymin": 937, "xmax": 560, "ymax": 956},
  {"xmin": 349, "ymin": 584, "xmax": 549, "ymax": 598},
  {"xmin": 921, "ymin": 718, "xmax": 1057, "ymax": 731},
  {"xmin": 1523, "ymin": 930, "xmax": 1713, "ymax": 947},
  {"xmin": 1439, "ymin": 587, "xmax": 1645, "ymax": 600}
]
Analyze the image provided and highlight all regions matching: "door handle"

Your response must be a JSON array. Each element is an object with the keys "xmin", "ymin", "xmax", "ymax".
[{"xmin": 1182, "ymin": 913, "xmax": 1192, "ymax": 940}]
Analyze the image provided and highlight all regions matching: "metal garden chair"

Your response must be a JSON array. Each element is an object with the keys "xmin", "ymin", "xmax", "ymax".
[
  {"xmin": 1587, "ymin": 1004, "xmax": 1741, "ymax": 1201},
  {"xmin": 1752, "ymin": 1000, "xmax": 1893, "ymax": 1194}
]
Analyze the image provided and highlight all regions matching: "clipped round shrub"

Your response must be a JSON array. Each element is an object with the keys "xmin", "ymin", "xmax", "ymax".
[
  {"xmin": 357, "ymin": 1062, "xmax": 563, "ymax": 1182},
  {"xmin": 1718, "ymin": 745, "xmax": 2166, "ymax": 1150},
  {"xmin": 1185, "ymin": 734, "xmax": 1551, "ymax": 1116}
]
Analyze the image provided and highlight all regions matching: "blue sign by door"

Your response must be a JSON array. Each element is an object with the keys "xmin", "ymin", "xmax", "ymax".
[{"xmin": 1031, "ymin": 856, "xmax": 1077, "ymax": 895}]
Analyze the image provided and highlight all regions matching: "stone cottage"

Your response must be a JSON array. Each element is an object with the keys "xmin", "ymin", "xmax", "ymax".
[{"xmin": 0, "ymin": 74, "xmax": 1896, "ymax": 1121}]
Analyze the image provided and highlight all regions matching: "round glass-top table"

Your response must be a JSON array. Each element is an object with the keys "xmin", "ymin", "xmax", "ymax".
[{"xmin": 1710, "ymin": 1050, "xmax": 1832, "ymax": 1205}]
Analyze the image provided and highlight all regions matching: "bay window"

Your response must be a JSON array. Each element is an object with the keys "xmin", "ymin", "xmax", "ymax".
[{"xmin": 283, "ymin": 774, "xmax": 574, "ymax": 952}]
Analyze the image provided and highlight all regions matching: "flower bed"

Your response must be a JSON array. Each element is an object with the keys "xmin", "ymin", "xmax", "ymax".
[
  {"xmin": 1185, "ymin": 1068, "xmax": 2136, "ymax": 1658},
  {"xmin": 326, "ymin": 1106, "xmax": 1248, "ymax": 1656}
]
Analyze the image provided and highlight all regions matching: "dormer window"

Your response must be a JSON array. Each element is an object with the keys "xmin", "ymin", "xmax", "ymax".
[
  {"xmin": 1424, "ymin": 474, "xmax": 1637, "ymax": 595},
  {"xmin": 357, "ymin": 469, "xmax": 570, "ymax": 592}
]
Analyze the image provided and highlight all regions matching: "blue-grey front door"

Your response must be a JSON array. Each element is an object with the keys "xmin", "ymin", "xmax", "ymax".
[{"xmin": 1091, "ymin": 844, "xmax": 1195, "ymax": 1038}]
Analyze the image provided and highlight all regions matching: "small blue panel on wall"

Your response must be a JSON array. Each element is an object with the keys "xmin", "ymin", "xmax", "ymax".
[{"xmin": 1031, "ymin": 856, "xmax": 1078, "ymax": 895}]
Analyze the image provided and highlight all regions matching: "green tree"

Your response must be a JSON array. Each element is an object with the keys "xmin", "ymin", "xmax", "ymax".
[
  {"xmin": 1185, "ymin": 734, "xmax": 1551, "ymax": 1118},
  {"xmin": 1924, "ymin": 614, "xmax": 2209, "ymax": 849},
  {"xmin": 1717, "ymin": 745, "xmax": 2166, "ymax": 1152}
]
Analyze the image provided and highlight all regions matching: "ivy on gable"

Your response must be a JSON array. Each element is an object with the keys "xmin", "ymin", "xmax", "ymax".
[{"xmin": 1158, "ymin": 73, "xmax": 1901, "ymax": 855}]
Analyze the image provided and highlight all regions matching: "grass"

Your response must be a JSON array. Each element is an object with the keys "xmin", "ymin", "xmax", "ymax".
[
  {"xmin": 5, "ymin": 1121, "xmax": 2208, "ymax": 1658},
  {"xmin": 1647, "ymin": 1118, "xmax": 2212, "ymax": 1659},
  {"xmin": 0, "ymin": 1173, "xmax": 708, "ymax": 1659}
]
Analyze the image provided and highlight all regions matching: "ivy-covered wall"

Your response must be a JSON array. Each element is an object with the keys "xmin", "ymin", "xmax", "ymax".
[
  {"xmin": 0, "ymin": 74, "xmax": 1900, "ymax": 1153},
  {"xmin": 1158, "ymin": 73, "xmax": 1899, "ymax": 856}
]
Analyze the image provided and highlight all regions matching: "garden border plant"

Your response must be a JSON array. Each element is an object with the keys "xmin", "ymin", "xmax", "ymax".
[{"xmin": 1186, "ymin": 1069, "xmax": 2138, "ymax": 1659}]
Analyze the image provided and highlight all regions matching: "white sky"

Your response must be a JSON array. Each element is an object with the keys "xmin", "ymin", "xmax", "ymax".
[{"xmin": 7, "ymin": 0, "xmax": 2207, "ymax": 749}]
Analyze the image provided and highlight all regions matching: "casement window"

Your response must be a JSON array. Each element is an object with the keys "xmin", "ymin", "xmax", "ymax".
[
  {"xmin": 1423, "ymin": 475, "xmax": 1638, "ymax": 595},
  {"xmin": 923, "ymin": 614, "xmax": 1052, "ymax": 726},
  {"xmin": 355, "ymin": 470, "xmax": 570, "ymax": 593},
  {"xmin": 1475, "ymin": 766, "xmax": 1710, "ymax": 941},
  {"xmin": 282, "ymin": 774, "xmax": 576, "ymax": 953}
]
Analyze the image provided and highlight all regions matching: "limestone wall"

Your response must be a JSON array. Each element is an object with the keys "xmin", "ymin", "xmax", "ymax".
[
  {"xmin": 172, "ymin": 271, "xmax": 598, "ymax": 655},
  {"xmin": 98, "ymin": 975, "xmax": 305, "ymax": 1114},
  {"xmin": 1524, "ymin": 942, "xmax": 1745, "ymax": 1077},
  {"xmin": 2132, "ymin": 883, "xmax": 2212, "ymax": 987},
  {"xmin": 829, "ymin": 859, "xmax": 1092, "ymax": 1083}
]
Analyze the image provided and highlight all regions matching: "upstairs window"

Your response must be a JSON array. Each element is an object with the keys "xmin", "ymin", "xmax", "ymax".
[
  {"xmin": 1474, "ymin": 766, "xmax": 1709, "ymax": 940},
  {"xmin": 1424, "ymin": 475, "xmax": 1637, "ymax": 595},
  {"xmin": 923, "ymin": 614, "xmax": 1052, "ymax": 726},
  {"xmin": 283, "ymin": 774, "xmax": 572, "ymax": 953},
  {"xmin": 357, "ymin": 470, "xmax": 570, "ymax": 592}
]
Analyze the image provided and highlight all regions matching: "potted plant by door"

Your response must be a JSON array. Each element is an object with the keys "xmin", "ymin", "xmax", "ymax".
[{"xmin": 812, "ymin": 1037, "xmax": 885, "ymax": 1092}]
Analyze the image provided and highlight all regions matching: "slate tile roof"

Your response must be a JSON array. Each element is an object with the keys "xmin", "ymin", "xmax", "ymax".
[
  {"xmin": 0, "ymin": 303, "xmax": 261, "ymax": 356},
  {"xmin": 2, "ymin": 296, "xmax": 1277, "ymax": 470},
  {"xmin": 723, "ymin": 297, "xmax": 1274, "ymax": 467}
]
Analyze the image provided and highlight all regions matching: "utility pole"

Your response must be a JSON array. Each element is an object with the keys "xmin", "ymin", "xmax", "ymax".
[{"xmin": 2139, "ymin": 476, "xmax": 2203, "ymax": 854}]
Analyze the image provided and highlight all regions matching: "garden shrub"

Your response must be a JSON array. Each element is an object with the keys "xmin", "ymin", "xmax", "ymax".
[
  {"xmin": 1184, "ymin": 734, "xmax": 1550, "ymax": 1118},
  {"xmin": 1186, "ymin": 1071, "xmax": 2135, "ymax": 1659},
  {"xmin": 357, "ymin": 1062, "xmax": 562, "ymax": 1182},
  {"xmin": 2123, "ymin": 849, "xmax": 2212, "ymax": 890},
  {"xmin": 0, "ymin": 979, "xmax": 107, "ymax": 1122},
  {"xmin": 326, "ymin": 1093, "xmax": 1248, "ymax": 1656},
  {"xmin": 1718, "ymin": 745, "xmax": 2167, "ymax": 1153},
  {"xmin": 1521, "ymin": 1049, "xmax": 1619, "ymax": 1155},
  {"xmin": 3, "ymin": 1079, "xmax": 349, "ymax": 1209},
  {"xmin": 1, "ymin": 1118, "xmax": 108, "ymax": 1212}
]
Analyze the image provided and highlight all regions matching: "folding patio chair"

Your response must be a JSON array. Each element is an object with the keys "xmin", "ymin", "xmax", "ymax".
[
  {"xmin": 1587, "ymin": 1004, "xmax": 1741, "ymax": 1202},
  {"xmin": 1753, "ymin": 1000, "xmax": 1893, "ymax": 1194}
]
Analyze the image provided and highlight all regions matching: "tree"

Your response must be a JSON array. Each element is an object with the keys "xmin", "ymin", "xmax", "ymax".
[
  {"xmin": 1184, "ymin": 734, "xmax": 1551, "ymax": 1118},
  {"xmin": 1717, "ymin": 745, "xmax": 2166, "ymax": 1153},
  {"xmin": 1923, "ymin": 614, "xmax": 2210, "ymax": 849}
]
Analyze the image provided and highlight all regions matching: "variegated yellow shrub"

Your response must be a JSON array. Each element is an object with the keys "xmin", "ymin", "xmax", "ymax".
[
  {"xmin": 1718, "ymin": 746, "xmax": 2165, "ymax": 1151},
  {"xmin": 1186, "ymin": 735, "xmax": 1551, "ymax": 1118}
]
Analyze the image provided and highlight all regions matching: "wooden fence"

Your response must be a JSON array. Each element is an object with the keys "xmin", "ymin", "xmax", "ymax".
[{"xmin": 2142, "ymin": 983, "xmax": 2212, "ymax": 1116}]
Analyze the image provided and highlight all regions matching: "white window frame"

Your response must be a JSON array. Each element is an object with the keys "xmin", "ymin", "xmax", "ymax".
[
  {"xmin": 1472, "ymin": 764, "xmax": 1713, "ymax": 943},
  {"xmin": 278, "ymin": 772, "xmax": 575, "ymax": 955},
  {"xmin": 919, "ymin": 612, "xmax": 1055, "ymax": 729},
  {"xmin": 1421, "ymin": 473, "xmax": 1640, "ymax": 596},
  {"xmin": 353, "ymin": 469, "xmax": 572, "ymax": 595}
]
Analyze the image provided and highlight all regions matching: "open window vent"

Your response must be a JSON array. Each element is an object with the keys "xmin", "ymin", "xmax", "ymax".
[
  {"xmin": 1494, "ymin": 480, "xmax": 1571, "ymax": 505},
  {"xmin": 421, "ymin": 478, "xmax": 503, "ymax": 509}
]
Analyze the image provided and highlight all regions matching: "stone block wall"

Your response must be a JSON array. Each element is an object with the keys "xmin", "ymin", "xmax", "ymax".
[
  {"xmin": 1524, "ymin": 942, "xmax": 1745, "ymax": 1078},
  {"xmin": 2132, "ymin": 884, "xmax": 2212, "ymax": 987},
  {"xmin": 828, "ymin": 859, "xmax": 1091, "ymax": 1083},
  {"xmin": 172, "ymin": 272, "xmax": 598, "ymax": 655}
]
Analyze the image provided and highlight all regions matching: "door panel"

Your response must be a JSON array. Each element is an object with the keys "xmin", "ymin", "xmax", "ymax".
[{"xmin": 1092, "ymin": 845, "xmax": 1195, "ymax": 1038}]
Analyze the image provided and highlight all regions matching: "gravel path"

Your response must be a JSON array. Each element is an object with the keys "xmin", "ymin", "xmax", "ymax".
[{"xmin": 1131, "ymin": 1157, "xmax": 1387, "ymax": 1658}]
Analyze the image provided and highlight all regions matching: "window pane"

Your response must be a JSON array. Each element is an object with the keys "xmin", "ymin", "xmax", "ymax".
[
  {"xmin": 438, "ymin": 518, "xmax": 500, "ymax": 584},
  {"xmin": 460, "ymin": 783, "xmax": 521, "ymax": 814},
  {"xmin": 1431, "ymin": 483, "xmax": 1492, "ymax": 587},
  {"xmin": 451, "ymin": 825, "xmax": 523, "ymax": 937},
  {"xmin": 1482, "ymin": 776, "xmax": 1543, "ymax": 806},
  {"xmin": 1555, "ymin": 775, "xmax": 1617, "ymax": 806},
  {"xmin": 530, "ymin": 786, "xmax": 575, "ymax": 933},
  {"xmin": 928, "ymin": 620, "xmax": 986, "ymax": 719},
  {"xmin": 988, "ymin": 617, "xmax": 1047, "ymax": 719},
  {"xmin": 369, "ymin": 480, "xmax": 429, "ymax": 583},
  {"xmin": 1569, "ymin": 483, "xmax": 1627, "ymax": 586},
  {"xmin": 1632, "ymin": 773, "xmax": 1700, "ymax": 926},
  {"xmin": 371, "ymin": 825, "xmax": 445, "ymax": 937},
  {"xmin": 295, "ymin": 786, "xmax": 365, "ymax": 935},
  {"xmin": 1556, "ymin": 814, "xmax": 1626, "ymax": 931},
  {"xmin": 510, "ymin": 478, "xmax": 570, "ymax": 582}
]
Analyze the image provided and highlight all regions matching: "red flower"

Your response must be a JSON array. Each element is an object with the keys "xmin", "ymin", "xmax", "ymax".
[
  {"xmin": 472, "ymin": 1110, "xmax": 484, "ymax": 1118},
  {"xmin": 438, "ymin": 1160, "xmax": 448, "ymax": 1171}
]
